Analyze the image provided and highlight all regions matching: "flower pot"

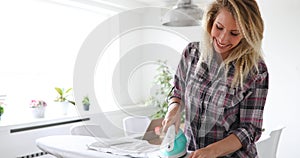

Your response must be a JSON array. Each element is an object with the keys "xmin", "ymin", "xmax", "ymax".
[
  {"xmin": 83, "ymin": 104, "xmax": 90, "ymax": 111},
  {"xmin": 31, "ymin": 107, "xmax": 46, "ymax": 118},
  {"xmin": 59, "ymin": 102, "xmax": 69, "ymax": 115}
]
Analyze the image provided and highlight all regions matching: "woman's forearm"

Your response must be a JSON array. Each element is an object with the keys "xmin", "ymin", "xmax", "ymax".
[
  {"xmin": 206, "ymin": 134, "xmax": 242, "ymax": 157},
  {"xmin": 168, "ymin": 97, "xmax": 181, "ymax": 108},
  {"xmin": 162, "ymin": 97, "xmax": 182, "ymax": 132}
]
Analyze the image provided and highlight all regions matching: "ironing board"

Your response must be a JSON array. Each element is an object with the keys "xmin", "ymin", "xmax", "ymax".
[
  {"xmin": 36, "ymin": 135, "xmax": 130, "ymax": 158},
  {"xmin": 36, "ymin": 134, "xmax": 268, "ymax": 158},
  {"xmin": 36, "ymin": 135, "xmax": 191, "ymax": 158}
]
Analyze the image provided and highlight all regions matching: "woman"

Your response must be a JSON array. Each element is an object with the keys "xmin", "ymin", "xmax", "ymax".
[{"xmin": 162, "ymin": 0, "xmax": 268, "ymax": 157}]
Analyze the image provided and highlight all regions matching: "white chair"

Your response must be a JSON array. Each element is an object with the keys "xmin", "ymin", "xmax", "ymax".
[
  {"xmin": 256, "ymin": 127, "xmax": 285, "ymax": 158},
  {"xmin": 70, "ymin": 123, "xmax": 109, "ymax": 138},
  {"xmin": 122, "ymin": 116, "xmax": 151, "ymax": 136}
]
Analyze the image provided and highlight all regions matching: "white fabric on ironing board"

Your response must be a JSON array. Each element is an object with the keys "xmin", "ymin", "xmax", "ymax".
[
  {"xmin": 87, "ymin": 137, "xmax": 160, "ymax": 157},
  {"xmin": 36, "ymin": 135, "xmax": 163, "ymax": 158}
]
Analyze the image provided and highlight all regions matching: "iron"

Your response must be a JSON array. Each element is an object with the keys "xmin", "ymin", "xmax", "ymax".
[{"xmin": 160, "ymin": 125, "xmax": 187, "ymax": 158}]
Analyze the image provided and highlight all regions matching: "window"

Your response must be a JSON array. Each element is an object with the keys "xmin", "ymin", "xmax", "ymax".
[
  {"xmin": 0, "ymin": 0, "xmax": 118, "ymax": 123},
  {"xmin": 0, "ymin": 1, "xmax": 195, "ymax": 122}
]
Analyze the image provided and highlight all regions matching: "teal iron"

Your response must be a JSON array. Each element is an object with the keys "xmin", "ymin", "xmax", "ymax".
[{"xmin": 160, "ymin": 125, "xmax": 187, "ymax": 158}]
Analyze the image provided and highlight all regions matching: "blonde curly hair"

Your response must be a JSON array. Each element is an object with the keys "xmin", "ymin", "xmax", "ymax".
[{"xmin": 198, "ymin": 0, "xmax": 264, "ymax": 88}]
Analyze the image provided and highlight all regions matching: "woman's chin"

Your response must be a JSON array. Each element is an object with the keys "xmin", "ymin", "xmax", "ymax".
[{"xmin": 213, "ymin": 46, "xmax": 225, "ymax": 54}]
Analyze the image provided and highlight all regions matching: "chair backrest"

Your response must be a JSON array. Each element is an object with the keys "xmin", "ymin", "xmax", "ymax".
[
  {"xmin": 256, "ymin": 127, "xmax": 284, "ymax": 158},
  {"xmin": 70, "ymin": 124, "xmax": 108, "ymax": 138},
  {"xmin": 122, "ymin": 116, "xmax": 151, "ymax": 136}
]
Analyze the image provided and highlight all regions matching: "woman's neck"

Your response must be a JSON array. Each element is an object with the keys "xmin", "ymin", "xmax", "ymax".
[{"xmin": 221, "ymin": 51, "xmax": 230, "ymax": 60}]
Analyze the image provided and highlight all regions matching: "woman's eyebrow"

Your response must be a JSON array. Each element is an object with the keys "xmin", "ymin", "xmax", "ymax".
[
  {"xmin": 216, "ymin": 22, "xmax": 240, "ymax": 32},
  {"xmin": 216, "ymin": 22, "xmax": 224, "ymax": 27}
]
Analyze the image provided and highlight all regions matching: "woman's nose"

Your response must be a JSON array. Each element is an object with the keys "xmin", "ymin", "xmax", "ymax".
[{"xmin": 219, "ymin": 31, "xmax": 228, "ymax": 43}]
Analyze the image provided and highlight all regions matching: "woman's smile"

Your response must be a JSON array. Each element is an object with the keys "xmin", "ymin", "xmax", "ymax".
[{"xmin": 214, "ymin": 37, "xmax": 232, "ymax": 49}]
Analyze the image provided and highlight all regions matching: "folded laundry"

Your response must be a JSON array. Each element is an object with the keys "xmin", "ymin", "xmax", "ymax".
[{"xmin": 87, "ymin": 137, "xmax": 160, "ymax": 157}]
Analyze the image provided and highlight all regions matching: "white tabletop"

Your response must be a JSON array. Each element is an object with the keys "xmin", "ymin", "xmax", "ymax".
[{"xmin": 36, "ymin": 135, "xmax": 131, "ymax": 158}]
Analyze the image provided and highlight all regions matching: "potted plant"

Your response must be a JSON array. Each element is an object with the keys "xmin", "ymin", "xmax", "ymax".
[
  {"xmin": 0, "ymin": 102, "xmax": 4, "ymax": 120},
  {"xmin": 145, "ymin": 60, "xmax": 184, "ymax": 122},
  {"xmin": 29, "ymin": 100, "xmax": 47, "ymax": 118},
  {"xmin": 54, "ymin": 87, "xmax": 75, "ymax": 115},
  {"xmin": 82, "ymin": 95, "xmax": 90, "ymax": 111},
  {"xmin": 145, "ymin": 60, "xmax": 173, "ymax": 118}
]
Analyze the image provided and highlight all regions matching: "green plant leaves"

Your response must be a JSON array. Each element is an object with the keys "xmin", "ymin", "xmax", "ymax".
[
  {"xmin": 0, "ymin": 106, "xmax": 4, "ymax": 115},
  {"xmin": 65, "ymin": 88, "xmax": 72, "ymax": 94},
  {"xmin": 54, "ymin": 87, "xmax": 75, "ymax": 105},
  {"xmin": 145, "ymin": 60, "xmax": 173, "ymax": 119},
  {"xmin": 55, "ymin": 87, "xmax": 63, "ymax": 96},
  {"xmin": 68, "ymin": 100, "xmax": 76, "ymax": 105},
  {"xmin": 82, "ymin": 96, "xmax": 90, "ymax": 105}
]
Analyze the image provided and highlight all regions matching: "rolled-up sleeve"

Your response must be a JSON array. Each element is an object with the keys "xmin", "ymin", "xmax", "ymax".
[
  {"xmin": 230, "ymin": 68, "xmax": 269, "ymax": 152},
  {"xmin": 172, "ymin": 42, "xmax": 197, "ymax": 102}
]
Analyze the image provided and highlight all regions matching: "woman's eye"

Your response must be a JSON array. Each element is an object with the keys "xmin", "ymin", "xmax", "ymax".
[
  {"xmin": 231, "ymin": 32, "xmax": 240, "ymax": 36},
  {"xmin": 216, "ymin": 25, "xmax": 223, "ymax": 30}
]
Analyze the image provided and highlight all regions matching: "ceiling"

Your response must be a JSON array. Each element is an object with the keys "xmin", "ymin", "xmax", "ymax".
[
  {"xmin": 45, "ymin": 0, "xmax": 212, "ymax": 15},
  {"xmin": 132, "ymin": 0, "xmax": 212, "ymax": 7}
]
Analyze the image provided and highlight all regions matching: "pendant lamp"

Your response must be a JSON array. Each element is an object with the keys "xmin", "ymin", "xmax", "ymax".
[{"xmin": 162, "ymin": 0, "xmax": 203, "ymax": 27}]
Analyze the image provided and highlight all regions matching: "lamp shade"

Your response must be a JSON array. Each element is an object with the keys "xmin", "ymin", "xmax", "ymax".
[{"xmin": 162, "ymin": 0, "xmax": 203, "ymax": 27}]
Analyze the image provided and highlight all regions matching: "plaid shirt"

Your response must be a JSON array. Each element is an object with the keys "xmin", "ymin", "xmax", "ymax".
[{"xmin": 172, "ymin": 42, "xmax": 269, "ymax": 157}]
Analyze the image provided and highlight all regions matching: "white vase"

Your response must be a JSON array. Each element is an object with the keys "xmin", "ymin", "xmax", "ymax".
[
  {"xmin": 31, "ymin": 107, "xmax": 46, "ymax": 118},
  {"xmin": 59, "ymin": 102, "xmax": 69, "ymax": 115}
]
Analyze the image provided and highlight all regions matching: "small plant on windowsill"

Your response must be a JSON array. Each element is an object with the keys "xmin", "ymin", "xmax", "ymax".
[
  {"xmin": 82, "ymin": 95, "xmax": 90, "ymax": 111},
  {"xmin": 29, "ymin": 100, "xmax": 47, "ymax": 108},
  {"xmin": 29, "ymin": 100, "xmax": 47, "ymax": 118},
  {"xmin": 54, "ymin": 87, "xmax": 75, "ymax": 115},
  {"xmin": 0, "ymin": 106, "xmax": 3, "ymax": 115},
  {"xmin": 0, "ymin": 102, "xmax": 5, "ymax": 120}
]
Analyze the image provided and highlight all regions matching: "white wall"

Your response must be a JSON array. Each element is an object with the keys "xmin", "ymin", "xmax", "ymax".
[
  {"xmin": 258, "ymin": 0, "xmax": 300, "ymax": 157},
  {"xmin": 0, "ymin": 119, "xmax": 81, "ymax": 158},
  {"xmin": 2, "ymin": 0, "xmax": 298, "ymax": 157},
  {"xmin": 92, "ymin": 7, "xmax": 202, "ymax": 111}
]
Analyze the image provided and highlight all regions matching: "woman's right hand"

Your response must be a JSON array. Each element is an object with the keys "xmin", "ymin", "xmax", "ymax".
[{"xmin": 162, "ymin": 102, "xmax": 182, "ymax": 134}]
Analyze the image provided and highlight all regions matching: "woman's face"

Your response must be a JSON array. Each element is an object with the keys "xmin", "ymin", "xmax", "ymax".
[{"xmin": 211, "ymin": 8, "xmax": 243, "ymax": 59}]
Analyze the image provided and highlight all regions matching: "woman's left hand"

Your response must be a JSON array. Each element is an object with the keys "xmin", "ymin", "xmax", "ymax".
[{"xmin": 188, "ymin": 147, "xmax": 217, "ymax": 158}]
